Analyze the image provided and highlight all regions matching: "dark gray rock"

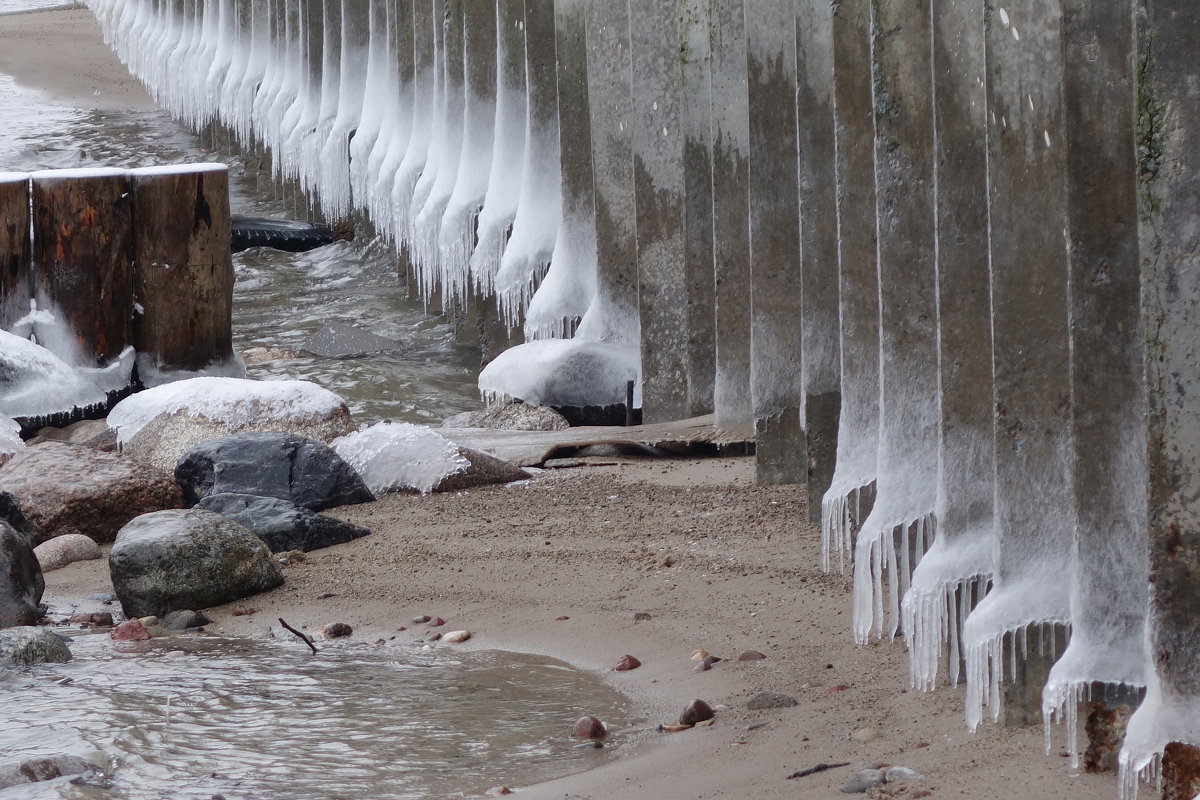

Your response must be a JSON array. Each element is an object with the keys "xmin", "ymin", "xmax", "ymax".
[
  {"xmin": 0, "ymin": 521, "xmax": 43, "ymax": 626},
  {"xmin": 0, "ymin": 442, "xmax": 183, "ymax": 544},
  {"xmin": 746, "ymin": 692, "xmax": 799, "ymax": 710},
  {"xmin": 0, "ymin": 491, "xmax": 30, "ymax": 535},
  {"xmin": 174, "ymin": 432, "xmax": 374, "ymax": 510},
  {"xmin": 196, "ymin": 493, "xmax": 371, "ymax": 552},
  {"xmin": 109, "ymin": 509, "xmax": 284, "ymax": 618},
  {"xmin": 0, "ymin": 626, "xmax": 70, "ymax": 665},
  {"xmin": 302, "ymin": 321, "xmax": 405, "ymax": 359},
  {"xmin": 161, "ymin": 610, "xmax": 210, "ymax": 630}
]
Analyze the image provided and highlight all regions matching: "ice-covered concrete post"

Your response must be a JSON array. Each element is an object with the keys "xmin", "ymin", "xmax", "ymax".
[
  {"xmin": 582, "ymin": 0, "xmax": 638, "ymax": 348},
  {"xmin": 822, "ymin": 0, "xmax": 880, "ymax": 568},
  {"xmin": 745, "ymin": 0, "xmax": 804, "ymax": 486},
  {"xmin": 628, "ymin": 0, "xmax": 689, "ymax": 423},
  {"xmin": 30, "ymin": 168, "xmax": 135, "ymax": 371},
  {"xmin": 128, "ymin": 164, "xmax": 238, "ymax": 386},
  {"xmin": 902, "ymin": 0, "xmax": 994, "ymax": 692},
  {"xmin": 0, "ymin": 173, "xmax": 31, "ymax": 334},
  {"xmin": 795, "ymin": 0, "xmax": 839, "ymax": 525},
  {"xmin": 1119, "ymin": 1, "xmax": 1200, "ymax": 794},
  {"xmin": 851, "ymin": 0, "xmax": 939, "ymax": 643},
  {"xmin": 1042, "ymin": 0, "xmax": 1146, "ymax": 772},
  {"xmin": 708, "ymin": 0, "xmax": 751, "ymax": 427},
  {"xmin": 963, "ymin": 0, "xmax": 1075, "ymax": 730}
]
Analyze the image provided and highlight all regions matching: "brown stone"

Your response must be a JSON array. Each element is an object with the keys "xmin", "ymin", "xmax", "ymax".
[
  {"xmin": 110, "ymin": 620, "xmax": 151, "ymax": 641},
  {"xmin": 69, "ymin": 612, "xmax": 113, "ymax": 626},
  {"xmin": 737, "ymin": 649, "xmax": 766, "ymax": 661},
  {"xmin": 571, "ymin": 714, "xmax": 607, "ymax": 740},
  {"xmin": 679, "ymin": 698, "xmax": 715, "ymax": 726},
  {"xmin": 316, "ymin": 623, "xmax": 352, "ymax": 639},
  {"xmin": 0, "ymin": 442, "xmax": 182, "ymax": 545},
  {"xmin": 614, "ymin": 654, "xmax": 641, "ymax": 671},
  {"xmin": 431, "ymin": 448, "xmax": 529, "ymax": 493}
]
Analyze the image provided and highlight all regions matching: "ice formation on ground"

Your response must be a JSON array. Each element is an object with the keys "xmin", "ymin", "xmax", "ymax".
[
  {"xmin": 106, "ymin": 377, "xmax": 348, "ymax": 445},
  {"xmin": 332, "ymin": 421, "xmax": 467, "ymax": 495},
  {"xmin": 0, "ymin": 331, "xmax": 107, "ymax": 419},
  {"xmin": 478, "ymin": 338, "xmax": 640, "ymax": 409}
]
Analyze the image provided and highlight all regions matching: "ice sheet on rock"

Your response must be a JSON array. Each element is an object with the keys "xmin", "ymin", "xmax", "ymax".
[
  {"xmin": 332, "ymin": 421, "xmax": 467, "ymax": 495},
  {"xmin": 107, "ymin": 377, "xmax": 348, "ymax": 445},
  {"xmin": 0, "ymin": 331, "xmax": 107, "ymax": 419},
  {"xmin": 478, "ymin": 338, "xmax": 640, "ymax": 409}
]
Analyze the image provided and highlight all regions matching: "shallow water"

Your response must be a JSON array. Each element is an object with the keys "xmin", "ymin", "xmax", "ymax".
[
  {"xmin": 0, "ymin": 634, "xmax": 632, "ymax": 799},
  {"xmin": 0, "ymin": 65, "xmax": 483, "ymax": 425}
]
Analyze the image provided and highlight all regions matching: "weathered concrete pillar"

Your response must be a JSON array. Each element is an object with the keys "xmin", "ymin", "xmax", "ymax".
[
  {"xmin": 851, "ymin": 0, "xmax": 939, "ymax": 642},
  {"xmin": 822, "ymin": 0, "xmax": 880, "ymax": 566},
  {"xmin": 746, "ymin": 0, "xmax": 804, "ymax": 485},
  {"xmin": 0, "ymin": 173, "xmax": 31, "ymax": 333},
  {"xmin": 128, "ymin": 164, "xmax": 237, "ymax": 385},
  {"xmin": 628, "ymin": 0, "xmax": 688, "ymax": 423},
  {"xmin": 708, "ymin": 0, "xmax": 751, "ymax": 427},
  {"xmin": 680, "ymin": 0, "xmax": 715, "ymax": 418},
  {"xmin": 961, "ymin": 0, "xmax": 1075, "ymax": 730},
  {"xmin": 1120, "ymin": 1, "xmax": 1200, "ymax": 793},
  {"xmin": 903, "ymin": 0, "xmax": 994, "ymax": 691},
  {"xmin": 795, "ymin": 0, "xmax": 839, "ymax": 525},
  {"xmin": 579, "ymin": 0, "xmax": 638, "ymax": 347},
  {"xmin": 1041, "ymin": 0, "xmax": 1147, "ymax": 770},
  {"xmin": 30, "ymin": 168, "xmax": 134, "ymax": 369}
]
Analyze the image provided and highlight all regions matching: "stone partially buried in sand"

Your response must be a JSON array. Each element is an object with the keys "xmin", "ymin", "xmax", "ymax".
[
  {"xmin": 109, "ymin": 509, "xmax": 284, "ymax": 618},
  {"xmin": 0, "ymin": 442, "xmax": 183, "ymax": 544}
]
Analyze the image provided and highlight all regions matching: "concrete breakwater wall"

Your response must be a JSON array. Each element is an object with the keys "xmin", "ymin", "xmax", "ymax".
[{"xmin": 84, "ymin": 0, "xmax": 1200, "ymax": 794}]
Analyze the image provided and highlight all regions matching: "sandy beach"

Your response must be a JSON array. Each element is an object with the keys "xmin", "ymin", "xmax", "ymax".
[{"xmin": 5, "ymin": 7, "xmax": 1123, "ymax": 800}]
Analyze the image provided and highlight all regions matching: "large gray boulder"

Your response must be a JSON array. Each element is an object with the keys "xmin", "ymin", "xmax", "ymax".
[
  {"xmin": 195, "ymin": 493, "xmax": 371, "ymax": 553},
  {"xmin": 0, "ymin": 442, "xmax": 183, "ymax": 544},
  {"xmin": 174, "ymin": 432, "xmax": 374, "ymax": 510},
  {"xmin": 109, "ymin": 509, "xmax": 283, "ymax": 618},
  {"xmin": 0, "ymin": 521, "xmax": 43, "ymax": 626},
  {"xmin": 0, "ymin": 627, "xmax": 70, "ymax": 665}
]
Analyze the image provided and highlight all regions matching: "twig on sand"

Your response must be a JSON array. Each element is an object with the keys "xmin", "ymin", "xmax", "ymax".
[
  {"xmin": 786, "ymin": 762, "xmax": 850, "ymax": 780},
  {"xmin": 278, "ymin": 617, "xmax": 318, "ymax": 655}
]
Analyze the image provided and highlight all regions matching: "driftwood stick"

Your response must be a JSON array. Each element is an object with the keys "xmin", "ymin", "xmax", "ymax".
[
  {"xmin": 278, "ymin": 618, "xmax": 318, "ymax": 655},
  {"xmin": 786, "ymin": 762, "xmax": 850, "ymax": 780}
]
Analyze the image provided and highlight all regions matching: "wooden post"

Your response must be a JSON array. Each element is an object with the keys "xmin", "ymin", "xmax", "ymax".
[
  {"xmin": 0, "ymin": 173, "xmax": 32, "ymax": 333},
  {"xmin": 128, "ymin": 164, "xmax": 238, "ymax": 385},
  {"xmin": 30, "ymin": 168, "xmax": 135, "ymax": 369}
]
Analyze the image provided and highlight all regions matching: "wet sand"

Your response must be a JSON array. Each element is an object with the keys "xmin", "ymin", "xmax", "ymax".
[{"xmin": 12, "ymin": 7, "xmax": 1123, "ymax": 800}]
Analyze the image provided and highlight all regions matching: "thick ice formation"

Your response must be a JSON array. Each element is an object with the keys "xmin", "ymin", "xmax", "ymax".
[
  {"xmin": 106, "ymin": 377, "xmax": 348, "ymax": 445},
  {"xmin": 332, "ymin": 421, "xmax": 467, "ymax": 495},
  {"xmin": 478, "ymin": 338, "xmax": 640, "ymax": 409},
  {"xmin": 0, "ymin": 331, "xmax": 107, "ymax": 419}
]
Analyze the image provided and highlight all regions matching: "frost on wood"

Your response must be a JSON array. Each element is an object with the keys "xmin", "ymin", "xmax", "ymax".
[
  {"xmin": 106, "ymin": 377, "xmax": 348, "ymax": 445},
  {"xmin": 332, "ymin": 422, "xmax": 467, "ymax": 495}
]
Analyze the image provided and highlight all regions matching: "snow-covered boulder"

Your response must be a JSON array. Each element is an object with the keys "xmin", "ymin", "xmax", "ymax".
[
  {"xmin": 478, "ymin": 338, "xmax": 641, "ymax": 409},
  {"xmin": 0, "ymin": 331, "xmax": 106, "ymax": 419}
]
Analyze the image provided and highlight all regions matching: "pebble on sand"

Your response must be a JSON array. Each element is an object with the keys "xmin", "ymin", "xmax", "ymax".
[
  {"xmin": 316, "ymin": 622, "xmax": 353, "ymax": 638},
  {"xmin": 69, "ymin": 612, "xmax": 113, "ymax": 626},
  {"xmin": 679, "ymin": 698, "xmax": 715, "ymax": 726},
  {"xmin": 737, "ymin": 649, "xmax": 766, "ymax": 661},
  {"xmin": 614, "ymin": 654, "xmax": 641, "ymax": 671},
  {"xmin": 442, "ymin": 630, "xmax": 471, "ymax": 643},
  {"xmin": 111, "ymin": 619, "xmax": 152, "ymax": 641},
  {"xmin": 571, "ymin": 714, "xmax": 607, "ymax": 740}
]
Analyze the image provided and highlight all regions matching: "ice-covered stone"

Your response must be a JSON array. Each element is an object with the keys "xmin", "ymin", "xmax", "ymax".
[
  {"xmin": 0, "ymin": 331, "xmax": 106, "ymax": 420},
  {"xmin": 333, "ymin": 423, "xmax": 470, "ymax": 495},
  {"xmin": 478, "ymin": 338, "xmax": 641, "ymax": 409}
]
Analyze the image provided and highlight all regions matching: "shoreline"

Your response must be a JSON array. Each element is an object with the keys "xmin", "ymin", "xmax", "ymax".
[{"xmin": 5, "ymin": 6, "xmax": 1122, "ymax": 799}]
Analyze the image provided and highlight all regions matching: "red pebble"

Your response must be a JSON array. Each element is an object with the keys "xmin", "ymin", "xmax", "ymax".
[
  {"xmin": 428, "ymin": 617, "xmax": 446, "ymax": 627},
  {"xmin": 110, "ymin": 620, "xmax": 152, "ymax": 641},
  {"xmin": 614, "ymin": 654, "xmax": 642, "ymax": 671},
  {"xmin": 827, "ymin": 684, "xmax": 851, "ymax": 692},
  {"xmin": 555, "ymin": 616, "xmax": 570, "ymax": 621}
]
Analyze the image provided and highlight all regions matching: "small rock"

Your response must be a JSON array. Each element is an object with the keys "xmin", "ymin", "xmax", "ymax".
[
  {"xmin": 614, "ymin": 654, "xmax": 641, "ymax": 671},
  {"xmin": 162, "ymin": 610, "xmax": 210, "ymax": 630},
  {"xmin": 884, "ymin": 766, "xmax": 924, "ymax": 782},
  {"xmin": 0, "ymin": 627, "xmax": 71, "ymax": 665},
  {"xmin": 166, "ymin": 649, "xmax": 187, "ymax": 659},
  {"xmin": 737, "ymin": 649, "xmax": 767, "ymax": 661},
  {"xmin": 69, "ymin": 612, "xmax": 113, "ymax": 626},
  {"xmin": 841, "ymin": 768, "xmax": 886, "ymax": 794},
  {"xmin": 850, "ymin": 727, "xmax": 880, "ymax": 744},
  {"xmin": 111, "ymin": 619, "xmax": 152, "ymax": 641},
  {"xmin": 87, "ymin": 593, "xmax": 117, "ymax": 604},
  {"xmin": 33, "ymin": 534, "xmax": 102, "ymax": 572},
  {"xmin": 231, "ymin": 607, "xmax": 259, "ymax": 616},
  {"xmin": 571, "ymin": 715, "xmax": 607, "ymax": 740},
  {"xmin": 555, "ymin": 615, "xmax": 570, "ymax": 621},
  {"xmin": 427, "ymin": 617, "xmax": 446, "ymax": 627},
  {"xmin": 138, "ymin": 616, "xmax": 160, "ymax": 628},
  {"xmin": 486, "ymin": 788, "xmax": 514, "ymax": 797},
  {"xmin": 426, "ymin": 632, "xmax": 442, "ymax": 642},
  {"xmin": 413, "ymin": 615, "xmax": 431, "ymax": 624},
  {"xmin": 316, "ymin": 622, "xmax": 353, "ymax": 638},
  {"xmin": 633, "ymin": 612, "xmax": 651, "ymax": 622},
  {"xmin": 442, "ymin": 630, "xmax": 471, "ymax": 643},
  {"xmin": 690, "ymin": 649, "xmax": 709, "ymax": 662},
  {"xmin": 747, "ymin": 692, "xmax": 798, "ymax": 710},
  {"xmin": 679, "ymin": 699, "xmax": 715, "ymax": 726}
]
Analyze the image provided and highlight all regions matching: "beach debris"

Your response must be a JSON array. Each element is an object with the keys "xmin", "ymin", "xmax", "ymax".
[
  {"xmin": 316, "ymin": 623, "xmax": 353, "ymax": 639},
  {"xmin": 747, "ymin": 692, "xmax": 798, "ymax": 710},
  {"xmin": 787, "ymin": 762, "xmax": 850, "ymax": 780},
  {"xmin": 614, "ymin": 654, "xmax": 641, "ymax": 671},
  {"xmin": 442, "ymin": 630, "xmax": 471, "ymax": 643},
  {"xmin": 680, "ymin": 698, "xmax": 715, "ymax": 726},
  {"xmin": 111, "ymin": 619, "xmax": 152, "ymax": 641},
  {"xmin": 850, "ymin": 727, "xmax": 881, "ymax": 743},
  {"xmin": 737, "ymin": 649, "xmax": 767, "ymax": 661},
  {"xmin": 658, "ymin": 724, "xmax": 693, "ymax": 733},
  {"xmin": 571, "ymin": 714, "xmax": 607, "ymax": 740},
  {"xmin": 278, "ymin": 618, "xmax": 318, "ymax": 655}
]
